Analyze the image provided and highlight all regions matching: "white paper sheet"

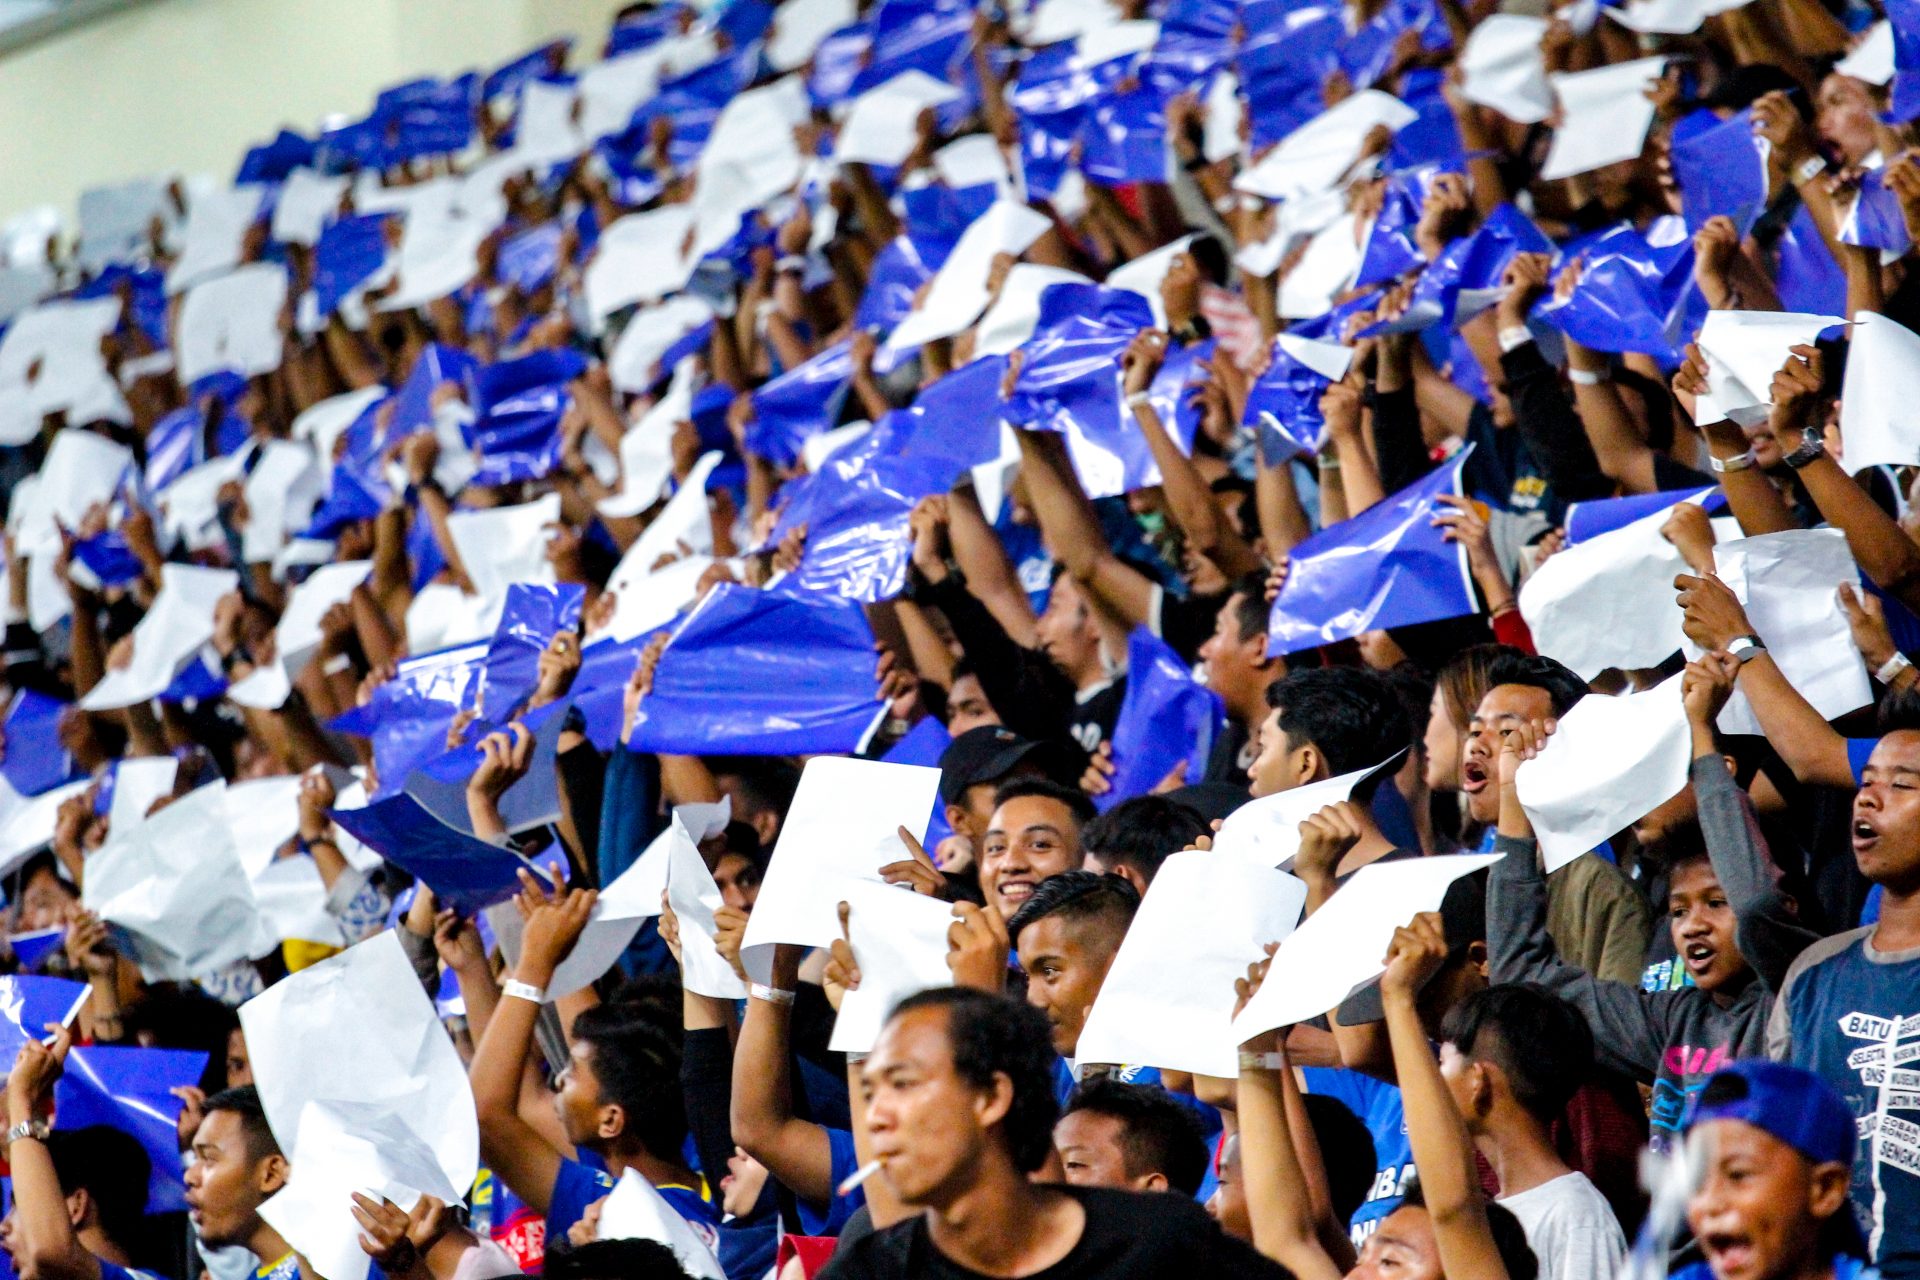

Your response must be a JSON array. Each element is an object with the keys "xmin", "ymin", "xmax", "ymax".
[
  {"xmin": 598, "ymin": 553, "xmax": 713, "ymax": 646},
  {"xmin": 598, "ymin": 1170, "xmax": 727, "ymax": 1279},
  {"xmin": 1700, "ymin": 529, "xmax": 1871, "ymax": 736},
  {"xmin": 738, "ymin": 757, "xmax": 941, "ymax": 983},
  {"xmin": 1078, "ymin": 19, "xmax": 1160, "ymax": 67},
  {"xmin": 1515, "ymin": 676, "xmax": 1691, "ymax": 870},
  {"xmin": 445, "ymin": 492, "xmax": 560, "ymax": 604},
  {"xmin": 1539, "ymin": 57, "xmax": 1666, "ymax": 181},
  {"xmin": 837, "ymin": 71, "xmax": 966, "ymax": 167},
  {"xmin": 885, "ymin": 202, "xmax": 1053, "ymax": 352},
  {"xmin": 242, "ymin": 931, "xmax": 478, "ymax": 1280},
  {"xmin": 109, "ymin": 757, "xmax": 178, "ymax": 832},
  {"xmin": 1235, "ymin": 91, "xmax": 1418, "ymax": 200},
  {"xmin": 828, "ymin": 880, "xmax": 957, "ymax": 1054},
  {"xmin": 167, "ymin": 185, "xmax": 266, "ymax": 295},
  {"xmin": 177, "ymin": 263, "xmax": 289, "ymax": 385},
  {"xmin": 242, "ymin": 439, "xmax": 322, "ymax": 564},
  {"xmin": 973, "ymin": 264, "xmax": 1093, "ymax": 356},
  {"xmin": 1275, "ymin": 332, "xmax": 1356, "ymax": 382},
  {"xmin": 545, "ymin": 825, "xmax": 675, "ymax": 997},
  {"xmin": 277, "ymin": 560, "xmax": 374, "ymax": 673},
  {"xmin": 291, "ymin": 385, "xmax": 386, "ymax": 467},
  {"xmin": 1203, "ymin": 71, "xmax": 1244, "ymax": 163},
  {"xmin": 1277, "ymin": 213, "xmax": 1361, "ymax": 318},
  {"xmin": 227, "ymin": 658, "xmax": 295, "ymax": 711},
  {"xmin": 803, "ymin": 421, "xmax": 872, "ymax": 471},
  {"xmin": 1212, "ymin": 755, "xmax": 1405, "ymax": 868},
  {"xmin": 516, "ymin": 79, "xmax": 588, "ymax": 165},
  {"xmin": 768, "ymin": 0, "xmax": 857, "ymax": 69},
  {"xmin": 0, "ymin": 778, "xmax": 90, "ymax": 879},
  {"xmin": 1023, "ymin": 0, "xmax": 1123, "ymax": 44},
  {"xmin": 1076, "ymin": 851, "xmax": 1306, "ymax": 1077},
  {"xmin": 935, "ymin": 135, "xmax": 1017, "ymax": 199},
  {"xmin": 609, "ymin": 295, "xmax": 716, "ymax": 393},
  {"xmin": 584, "ymin": 206, "xmax": 699, "ymax": 329},
  {"xmin": 1103, "ymin": 236, "xmax": 1194, "ymax": 329},
  {"xmin": 1839, "ymin": 22, "xmax": 1895, "ymax": 86},
  {"xmin": 1839, "ymin": 312, "xmax": 1920, "ymax": 471},
  {"xmin": 78, "ymin": 178, "xmax": 168, "ymax": 267},
  {"xmin": 0, "ymin": 297, "xmax": 124, "ymax": 437},
  {"xmin": 1694, "ymin": 310, "xmax": 1845, "ymax": 429},
  {"xmin": 82, "ymin": 782, "xmax": 271, "ymax": 979},
  {"xmin": 689, "ymin": 77, "xmax": 811, "ymax": 259},
  {"xmin": 272, "ymin": 171, "xmax": 348, "ymax": 246},
  {"xmin": 1231, "ymin": 854, "xmax": 1502, "ymax": 1038},
  {"xmin": 665, "ymin": 810, "xmax": 750, "ymax": 1000},
  {"xmin": 80, "ymin": 565, "xmax": 240, "ymax": 711},
  {"xmin": 1518, "ymin": 502, "xmax": 1707, "ymax": 679},
  {"xmin": 1459, "ymin": 15, "xmax": 1553, "ymax": 123}
]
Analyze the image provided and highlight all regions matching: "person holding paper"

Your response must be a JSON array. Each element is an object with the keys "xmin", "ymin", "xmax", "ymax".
[
  {"xmin": 470, "ymin": 874, "xmax": 718, "ymax": 1263},
  {"xmin": 1079, "ymin": 795, "xmax": 1211, "ymax": 894},
  {"xmin": 1487, "ymin": 655, "xmax": 1817, "ymax": 1153},
  {"xmin": 3, "ymin": 1030, "xmax": 162, "ymax": 1280},
  {"xmin": 819, "ymin": 987, "xmax": 1288, "ymax": 1279},
  {"xmin": 978, "ymin": 779, "xmax": 1095, "ymax": 920}
]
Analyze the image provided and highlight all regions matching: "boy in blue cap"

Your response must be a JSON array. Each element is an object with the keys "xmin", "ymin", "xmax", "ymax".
[{"xmin": 1677, "ymin": 1060, "xmax": 1871, "ymax": 1280}]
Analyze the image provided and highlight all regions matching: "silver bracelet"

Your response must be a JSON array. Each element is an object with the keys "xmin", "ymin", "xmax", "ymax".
[{"xmin": 502, "ymin": 979, "xmax": 546, "ymax": 1005}]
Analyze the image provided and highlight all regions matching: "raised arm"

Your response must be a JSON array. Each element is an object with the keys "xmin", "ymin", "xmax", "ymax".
[{"xmin": 729, "ymin": 944, "xmax": 837, "ymax": 1204}]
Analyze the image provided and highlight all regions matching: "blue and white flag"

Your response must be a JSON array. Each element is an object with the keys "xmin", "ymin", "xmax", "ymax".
[
  {"xmin": 55, "ymin": 1045, "xmax": 207, "ymax": 1212},
  {"xmin": 1267, "ymin": 446, "xmax": 1478, "ymax": 655},
  {"xmin": 1564, "ymin": 485, "xmax": 1722, "ymax": 546}
]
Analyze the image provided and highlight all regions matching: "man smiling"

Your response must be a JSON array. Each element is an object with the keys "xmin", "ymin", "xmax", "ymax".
[{"xmin": 978, "ymin": 779, "xmax": 1094, "ymax": 919}]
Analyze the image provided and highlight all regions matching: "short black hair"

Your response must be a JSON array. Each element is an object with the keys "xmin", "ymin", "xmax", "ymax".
[
  {"xmin": 1400, "ymin": 1179, "xmax": 1539, "ymax": 1280},
  {"xmin": 889, "ymin": 987, "xmax": 1060, "ymax": 1172},
  {"xmin": 1301, "ymin": 1093, "xmax": 1376, "ymax": 1226},
  {"xmin": 1481, "ymin": 652, "xmax": 1588, "ymax": 719},
  {"xmin": 706, "ymin": 756, "xmax": 802, "ymax": 827},
  {"xmin": 1080, "ymin": 796, "xmax": 1208, "ymax": 885},
  {"xmin": 545, "ymin": 1238, "xmax": 695, "ymax": 1280},
  {"xmin": 1061, "ymin": 1077, "xmax": 1210, "ymax": 1195},
  {"xmin": 1439, "ymin": 984, "xmax": 1594, "ymax": 1123},
  {"xmin": 1264, "ymin": 666, "xmax": 1410, "ymax": 799},
  {"xmin": 1877, "ymin": 685, "xmax": 1920, "ymax": 734},
  {"xmin": 1382, "ymin": 662, "xmax": 1437, "ymax": 746},
  {"xmin": 1006, "ymin": 869, "xmax": 1139, "ymax": 949},
  {"xmin": 1227, "ymin": 571, "xmax": 1272, "ymax": 644},
  {"xmin": 46, "ymin": 1126, "xmax": 152, "ymax": 1241},
  {"xmin": 201, "ymin": 1085, "xmax": 280, "ymax": 1161},
  {"xmin": 992, "ymin": 776, "xmax": 1097, "ymax": 830},
  {"xmin": 570, "ymin": 1002, "xmax": 688, "ymax": 1163}
]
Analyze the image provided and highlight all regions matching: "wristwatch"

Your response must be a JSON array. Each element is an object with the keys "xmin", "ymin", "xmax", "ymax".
[
  {"xmin": 1727, "ymin": 635, "xmax": 1767, "ymax": 664},
  {"xmin": 5, "ymin": 1120, "xmax": 49, "ymax": 1147},
  {"xmin": 1783, "ymin": 435, "xmax": 1827, "ymax": 469}
]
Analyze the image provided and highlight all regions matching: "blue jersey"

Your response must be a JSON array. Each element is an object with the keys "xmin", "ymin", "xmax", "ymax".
[
  {"xmin": 796, "ymin": 1126, "xmax": 866, "ymax": 1236},
  {"xmin": 1053, "ymin": 1058, "xmax": 1224, "ymax": 1203},
  {"xmin": 549, "ymin": 1152, "xmax": 722, "ymax": 1259},
  {"xmin": 252, "ymin": 1256, "xmax": 300, "ymax": 1280},
  {"xmin": 1302, "ymin": 1067, "xmax": 1411, "ymax": 1247},
  {"xmin": 100, "ymin": 1265, "xmax": 164, "ymax": 1280}
]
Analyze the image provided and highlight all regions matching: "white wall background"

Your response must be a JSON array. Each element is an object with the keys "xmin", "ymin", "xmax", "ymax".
[{"xmin": 0, "ymin": 0, "xmax": 631, "ymax": 227}]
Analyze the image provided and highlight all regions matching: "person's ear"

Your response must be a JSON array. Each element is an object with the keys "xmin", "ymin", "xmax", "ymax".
[
  {"xmin": 599, "ymin": 1102, "xmax": 627, "ymax": 1143},
  {"xmin": 1113, "ymin": 864, "xmax": 1149, "ymax": 898},
  {"xmin": 1808, "ymin": 1160, "xmax": 1852, "ymax": 1222},
  {"xmin": 1465, "ymin": 940, "xmax": 1490, "ymax": 979},
  {"xmin": 944, "ymin": 803, "xmax": 972, "ymax": 839},
  {"xmin": 65, "ymin": 1187, "xmax": 91, "ymax": 1231},
  {"xmin": 751, "ymin": 812, "xmax": 780, "ymax": 846},
  {"xmin": 1138, "ymin": 1171, "xmax": 1170, "ymax": 1193},
  {"xmin": 1292, "ymin": 743, "xmax": 1323, "ymax": 786},
  {"xmin": 259, "ymin": 1153, "xmax": 290, "ymax": 1197},
  {"xmin": 976, "ymin": 1070, "xmax": 1017, "ymax": 1133},
  {"xmin": 1720, "ymin": 753, "xmax": 1738, "ymax": 778}
]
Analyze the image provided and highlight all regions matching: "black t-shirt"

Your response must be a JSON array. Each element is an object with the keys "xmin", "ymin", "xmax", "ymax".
[
  {"xmin": 819, "ymin": 1186, "xmax": 1292, "ymax": 1280},
  {"xmin": 1066, "ymin": 678, "xmax": 1128, "ymax": 761}
]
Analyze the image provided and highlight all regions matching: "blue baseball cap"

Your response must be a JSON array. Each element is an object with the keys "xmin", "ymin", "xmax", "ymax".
[{"xmin": 1686, "ymin": 1060, "xmax": 1856, "ymax": 1169}]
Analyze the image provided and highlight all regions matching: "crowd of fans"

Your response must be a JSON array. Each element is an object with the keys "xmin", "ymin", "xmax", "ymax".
[{"xmin": 3, "ymin": 0, "xmax": 1920, "ymax": 1276}]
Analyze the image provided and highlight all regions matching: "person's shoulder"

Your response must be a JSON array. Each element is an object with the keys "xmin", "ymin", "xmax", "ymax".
[
  {"xmin": 815, "ymin": 1216, "xmax": 918, "ymax": 1279},
  {"xmin": 1781, "ymin": 925, "xmax": 1877, "ymax": 993}
]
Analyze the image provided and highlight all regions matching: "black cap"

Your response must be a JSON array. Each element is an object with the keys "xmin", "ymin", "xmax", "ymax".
[
  {"xmin": 936, "ymin": 726, "xmax": 1071, "ymax": 805},
  {"xmin": 1333, "ymin": 867, "xmax": 1489, "ymax": 1027}
]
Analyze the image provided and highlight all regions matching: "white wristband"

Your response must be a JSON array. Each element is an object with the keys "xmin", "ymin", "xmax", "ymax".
[
  {"xmin": 502, "ymin": 980, "xmax": 547, "ymax": 1005},
  {"xmin": 750, "ymin": 983, "xmax": 796, "ymax": 1006},
  {"xmin": 1124, "ymin": 389, "xmax": 1153, "ymax": 409},
  {"xmin": 1878, "ymin": 651, "xmax": 1913, "ymax": 684},
  {"xmin": 1239, "ymin": 1050, "xmax": 1286, "ymax": 1071},
  {"xmin": 1568, "ymin": 367, "xmax": 1607, "ymax": 386},
  {"xmin": 1794, "ymin": 155, "xmax": 1829, "ymax": 185},
  {"xmin": 1497, "ymin": 325, "xmax": 1533, "ymax": 354},
  {"xmin": 1710, "ymin": 449, "xmax": 1757, "ymax": 474}
]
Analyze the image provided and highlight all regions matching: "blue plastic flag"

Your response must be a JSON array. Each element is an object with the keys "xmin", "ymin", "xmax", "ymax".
[
  {"xmin": 407, "ymin": 696, "xmax": 572, "ymax": 839},
  {"xmin": 857, "ymin": 236, "xmax": 942, "ymax": 335},
  {"xmin": 314, "ymin": 214, "xmax": 391, "ymax": 318},
  {"xmin": 55, "ymin": 1046, "xmax": 207, "ymax": 1212},
  {"xmin": 391, "ymin": 344, "xmax": 477, "ymax": 440},
  {"xmin": 497, "ymin": 223, "xmax": 564, "ymax": 293},
  {"xmin": 1385, "ymin": 72, "xmax": 1466, "ymax": 172},
  {"xmin": 486, "ymin": 40, "xmax": 571, "ymax": 103},
  {"xmin": 0, "ymin": 976, "xmax": 88, "ymax": 1073},
  {"xmin": 1237, "ymin": 14, "xmax": 1344, "ymax": 149},
  {"xmin": 7, "ymin": 929, "xmax": 65, "ymax": 972},
  {"xmin": 1843, "ymin": 168, "xmax": 1914, "ymax": 253},
  {"xmin": 1775, "ymin": 202, "xmax": 1849, "ymax": 317},
  {"xmin": 808, "ymin": 20, "xmax": 873, "ymax": 107},
  {"xmin": 329, "ymin": 638, "xmax": 490, "ymax": 799},
  {"xmin": 3, "ymin": 691, "xmax": 76, "ymax": 799},
  {"xmin": 236, "ymin": 130, "xmax": 316, "ymax": 185},
  {"xmin": 1003, "ymin": 283, "xmax": 1157, "ymax": 498},
  {"xmin": 1356, "ymin": 166, "xmax": 1442, "ymax": 288},
  {"xmin": 1533, "ymin": 226, "xmax": 1697, "ymax": 359},
  {"xmin": 627, "ymin": 585, "xmax": 886, "ymax": 755},
  {"xmin": 475, "ymin": 583, "xmax": 585, "ymax": 719},
  {"xmin": 570, "ymin": 634, "xmax": 657, "ymax": 751},
  {"xmin": 1080, "ymin": 81, "xmax": 1172, "ymax": 187},
  {"xmin": 1242, "ymin": 334, "xmax": 1345, "ymax": 460},
  {"xmin": 851, "ymin": 0, "xmax": 974, "ymax": 97},
  {"xmin": 1266, "ymin": 446, "xmax": 1478, "ymax": 655},
  {"xmin": 468, "ymin": 348, "xmax": 588, "ymax": 485},
  {"xmin": 72, "ymin": 530, "xmax": 145, "ymax": 589},
  {"xmin": 749, "ymin": 341, "xmax": 855, "ymax": 467},
  {"xmin": 329, "ymin": 792, "xmax": 537, "ymax": 912},
  {"xmin": 1886, "ymin": 0, "xmax": 1920, "ymax": 122},
  {"xmin": 381, "ymin": 75, "xmax": 479, "ymax": 162},
  {"xmin": 1098, "ymin": 628, "xmax": 1223, "ymax": 810},
  {"xmin": 1671, "ymin": 110, "xmax": 1768, "ymax": 236},
  {"xmin": 1564, "ymin": 485, "xmax": 1724, "ymax": 545}
]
